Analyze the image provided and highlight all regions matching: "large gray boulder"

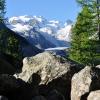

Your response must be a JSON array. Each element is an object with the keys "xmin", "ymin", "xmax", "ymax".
[
  {"xmin": 15, "ymin": 52, "xmax": 83, "ymax": 100},
  {"xmin": 71, "ymin": 65, "xmax": 100, "ymax": 100},
  {"xmin": 87, "ymin": 90, "xmax": 100, "ymax": 100},
  {"xmin": 16, "ymin": 52, "xmax": 71, "ymax": 84}
]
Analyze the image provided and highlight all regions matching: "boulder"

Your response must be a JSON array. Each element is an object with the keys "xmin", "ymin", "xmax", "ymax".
[
  {"xmin": 15, "ymin": 52, "xmax": 83, "ymax": 100},
  {"xmin": 16, "ymin": 52, "xmax": 82, "ymax": 84},
  {"xmin": 71, "ymin": 65, "xmax": 100, "ymax": 100},
  {"xmin": 87, "ymin": 90, "xmax": 100, "ymax": 100}
]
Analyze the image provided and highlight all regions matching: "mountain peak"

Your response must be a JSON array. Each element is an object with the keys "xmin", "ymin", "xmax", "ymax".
[{"xmin": 7, "ymin": 15, "xmax": 72, "ymax": 49}]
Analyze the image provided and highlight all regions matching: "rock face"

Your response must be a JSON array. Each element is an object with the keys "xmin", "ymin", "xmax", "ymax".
[
  {"xmin": 71, "ymin": 66, "xmax": 100, "ymax": 100},
  {"xmin": 87, "ymin": 90, "xmax": 100, "ymax": 100}
]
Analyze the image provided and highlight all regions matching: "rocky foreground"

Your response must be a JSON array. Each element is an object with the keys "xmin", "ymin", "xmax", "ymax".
[{"xmin": 0, "ymin": 52, "xmax": 100, "ymax": 100}]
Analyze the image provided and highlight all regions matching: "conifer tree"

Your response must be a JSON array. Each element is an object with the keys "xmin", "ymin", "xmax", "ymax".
[
  {"xmin": 0, "ymin": 0, "xmax": 6, "ymax": 23},
  {"xmin": 70, "ymin": 6, "xmax": 96, "ymax": 66},
  {"xmin": 70, "ymin": 0, "xmax": 100, "ymax": 66},
  {"xmin": 76, "ymin": 0, "xmax": 100, "ymax": 40}
]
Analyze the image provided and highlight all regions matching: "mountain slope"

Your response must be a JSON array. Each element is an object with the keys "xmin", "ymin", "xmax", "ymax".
[
  {"xmin": 0, "ymin": 23, "xmax": 43, "ymax": 57},
  {"xmin": 19, "ymin": 28, "xmax": 56, "ymax": 49}
]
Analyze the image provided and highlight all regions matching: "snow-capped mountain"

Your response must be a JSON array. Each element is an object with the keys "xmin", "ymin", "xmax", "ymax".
[{"xmin": 7, "ymin": 15, "xmax": 72, "ymax": 49}]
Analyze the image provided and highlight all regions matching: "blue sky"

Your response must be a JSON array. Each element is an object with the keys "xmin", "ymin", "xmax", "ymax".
[{"xmin": 6, "ymin": 0, "xmax": 80, "ymax": 22}]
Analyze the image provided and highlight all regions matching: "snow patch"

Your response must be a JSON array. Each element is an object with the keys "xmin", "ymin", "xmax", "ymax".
[
  {"xmin": 11, "ymin": 23, "xmax": 32, "ymax": 32},
  {"xmin": 57, "ymin": 25, "xmax": 71, "ymax": 41}
]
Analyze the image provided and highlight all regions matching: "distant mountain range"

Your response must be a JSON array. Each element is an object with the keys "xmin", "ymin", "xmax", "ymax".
[{"xmin": 7, "ymin": 15, "xmax": 72, "ymax": 49}]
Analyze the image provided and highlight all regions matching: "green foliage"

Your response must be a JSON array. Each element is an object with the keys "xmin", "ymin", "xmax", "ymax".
[
  {"xmin": 70, "ymin": 6, "xmax": 99, "ymax": 66},
  {"xmin": 76, "ymin": 0, "xmax": 100, "ymax": 40},
  {"xmin": 0, "ymin": 29, "xmax": 22, "ymax": 60},
  {"xmin": 0, "ymin": 0, "xmax": 6, "ymax": 23}
]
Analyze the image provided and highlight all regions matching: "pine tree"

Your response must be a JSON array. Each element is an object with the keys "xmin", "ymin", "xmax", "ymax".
[
  {"xmin": 70, "ymin": 6, "xmax": 97, "ymax": 66},
  {"xmin": 76, "ymin": 0, "xmax": 100, "ymax": 40},
  {"xmin": 0, "ymin": 0, "xmax": 6, "ymax": 23},
  {"xmin": 70, "ymin": 0, "xmax": 100, "ymax": 66}
]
